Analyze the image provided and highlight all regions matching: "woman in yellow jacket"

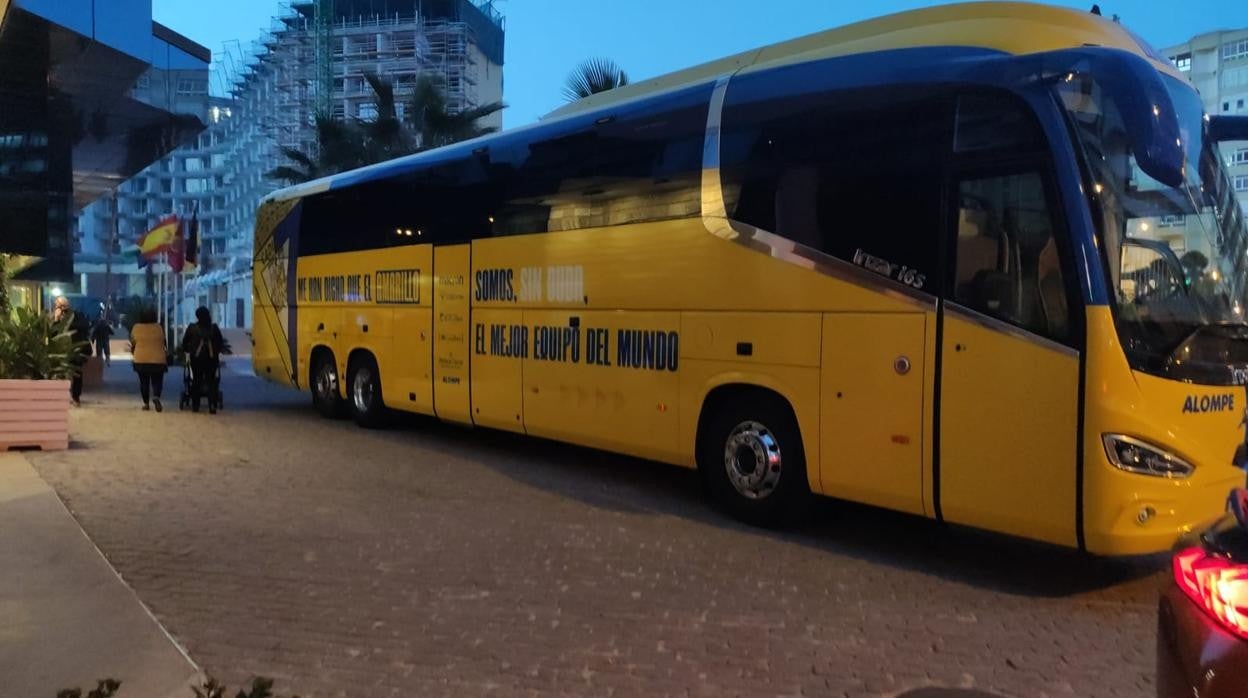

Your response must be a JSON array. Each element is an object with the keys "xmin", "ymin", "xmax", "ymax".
[{"xmin": 129, "ymin": 308, "xmax": 168, "ymax": 412}]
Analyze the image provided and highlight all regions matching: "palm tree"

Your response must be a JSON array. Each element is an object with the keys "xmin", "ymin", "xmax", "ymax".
[
  {"xmin": 562, "ymin": 58, "xmax": 629, "ymax": 102},
  {"xmin": 407, "ymin": 74, "xmax": 505, "ymax": 149},
  {"xmin": 267, "ymin": 116, "xmax": 367, "ymax": 185},
  {"xmin": 361, "ymin": 71, "xmax": 409, "ymax": 161},
  {"xmin": 267, "ymin": 73, "xmax": 505, "ymax": 184}
]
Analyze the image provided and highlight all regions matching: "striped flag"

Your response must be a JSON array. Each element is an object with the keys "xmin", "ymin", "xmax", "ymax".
[{"xmin": 138, "ymin": 214, "xmax": 179, "ymax": 263}]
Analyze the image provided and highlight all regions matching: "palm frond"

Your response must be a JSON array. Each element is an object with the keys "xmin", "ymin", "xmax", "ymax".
[
  {"xmin": 266, "ymin": 165, "xmax": 313, "ymax": 184},
  {"xmin": 457, "ymin": 100, "xmax": 506, "ymax": 125},
  {"xmin": 562, "ymin": 58, "xmax": 630, "ymax": 102},
  {"xmin": 314, "ymin": 115, "xmax": 366, "ymax": 174},
  {"xmin": 430, "ymin": 100, "xmax": 504, "ymax": 146},
  {"xmin": 362, "ymin": 71, "xmax": 397, "ymax": 121},
  {"xmin": 277, "ymin": 146, "xmax": 315, "ymax": 171},
  {"xmin": 408, "ymin": 74, "xmax": 451, "ymax": 146},
  {"xmin": 359, "ymin": 72, "xmax": 409, "ymax": 159}
]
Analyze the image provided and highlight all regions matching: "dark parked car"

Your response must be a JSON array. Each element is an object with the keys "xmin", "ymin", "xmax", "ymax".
[{"xmin": 1157, "ymin": 488, "xmax": 1248, "ymax": 698}]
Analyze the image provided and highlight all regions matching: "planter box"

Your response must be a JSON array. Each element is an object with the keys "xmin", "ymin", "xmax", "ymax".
[{"xmin": 0, "ymin": 379, "xmax": 70, "ymax": 451}]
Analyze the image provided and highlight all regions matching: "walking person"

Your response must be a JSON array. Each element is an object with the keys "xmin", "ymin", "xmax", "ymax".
[
  {"xmin": 180, "ymin": 306, "xmax": 224, "ymax": 414},
  {"xmin": 92, "ymin": 313, "xmax": 113, "ymax": 366},
  {"xmin": 52, "ymin": 297, "xmax": 91, "ymax": 407},
  {"xmin": 129, "ymin": 308, "xmax": 167, "ymax": 411}
]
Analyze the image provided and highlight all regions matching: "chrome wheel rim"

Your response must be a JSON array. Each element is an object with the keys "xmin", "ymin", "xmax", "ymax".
[
  {"xmin": 314, "ymin": 363, "xmax": 337, "ymax": 403},
  {"xmin": 352, "ymin": 366, "xmax": 375, "ymax": 412},
  {"xmin": 723, "ymin": 420, "xmax": 782, "ymax": 500}
]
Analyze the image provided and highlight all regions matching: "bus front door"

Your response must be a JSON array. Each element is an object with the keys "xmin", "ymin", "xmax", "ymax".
[
  {"xmin": 938, "ymin": 170, "xmax": 1080, "ymax": 547},
  {"xmin": 432, "ymin": 244, "xmax": 472, "ymax": 423}
]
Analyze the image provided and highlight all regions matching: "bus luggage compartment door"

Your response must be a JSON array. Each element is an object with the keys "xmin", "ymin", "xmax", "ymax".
[
  {"xmin": 432, "ymin": 244, "xmax": 472, "ymax": 423},
  {"xmin": 820, "ymin": 312, "xmax": 927, "ymax": 515}
]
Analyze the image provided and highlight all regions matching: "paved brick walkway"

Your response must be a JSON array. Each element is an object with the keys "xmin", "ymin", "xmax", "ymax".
[{"xmin": 28, "ymin": 359, "xmax": 1165, "ymax": 697}]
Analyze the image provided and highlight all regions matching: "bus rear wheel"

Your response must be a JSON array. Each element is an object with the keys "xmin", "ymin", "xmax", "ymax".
[
  {"xmin": 698, "ymin": 392, "xmax": 809, "ymax": 527},
  {"xmin": 311, "ymin": 353, "xmax": 345, "ymax": 419},
  {"xmin": 348, "ymin": 355, "xmax": 387, "ymax": 429}
]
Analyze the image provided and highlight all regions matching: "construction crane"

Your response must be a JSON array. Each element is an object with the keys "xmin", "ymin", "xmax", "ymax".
[{"xmin": 314, "ymin": 0, "xmax": 334, "ymax": 117}]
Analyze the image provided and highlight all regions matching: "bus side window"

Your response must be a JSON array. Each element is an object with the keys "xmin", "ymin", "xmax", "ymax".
[
  {"xmin": 773, "ymin": 165, "xmax": 820, "ymax": 250},
  {"xmin": 954, "ymin": 172, "xmax": 1069, "ymax": 341},
  {"xmin": 719, "ymin": 82, "xmax": 946, "ymax": 284}
]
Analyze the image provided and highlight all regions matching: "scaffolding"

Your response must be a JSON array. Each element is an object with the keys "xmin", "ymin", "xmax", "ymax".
[
  {"xmin": 315, "ymin": 0, "xmax": 334, "ymax": 116},
  {"xmin": 224, "ymin": 0, "xmax": 502, "ymax": 159},
  {"xmin": 80, "ymin": 0, "xmax": 504, "ymax": 328}
]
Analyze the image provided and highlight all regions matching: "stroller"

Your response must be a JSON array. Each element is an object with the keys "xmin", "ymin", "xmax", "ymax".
[
  {"xmin": 177, "ymin": 319, "xmax": 231, "ymax": 413},
  {"xmin": 178, "ymin": 353, "xmax": 223, "ymax": 412}
]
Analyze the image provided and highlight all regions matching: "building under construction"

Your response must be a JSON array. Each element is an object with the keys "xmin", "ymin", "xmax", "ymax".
[
  {"xmin": 242, "ymin": 0, "xmax": 505, "ymax": 159},
  {"xmin": 74, "ymin": 0, "xmax": 505, "ymax": 329}
]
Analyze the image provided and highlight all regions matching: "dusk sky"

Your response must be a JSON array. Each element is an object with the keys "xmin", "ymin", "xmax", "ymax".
[{"xmin": 153, "ymin": 0, "xmax": 1248, "ymax": 127}]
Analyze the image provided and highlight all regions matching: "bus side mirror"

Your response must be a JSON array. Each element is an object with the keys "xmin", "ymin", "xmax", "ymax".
[
  {"xmin": 971, "ymin": 48, "xmax": 1186, "ymax": 187},
  {"xmin": 1209, "ymin": 115, "xmax": 1248, "ymax": 143}
]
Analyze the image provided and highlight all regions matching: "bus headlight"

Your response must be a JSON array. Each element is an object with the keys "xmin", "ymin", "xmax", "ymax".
[{"xmin": 1102, "ymin": 434, "xmax": 1194, "ymax": 479}]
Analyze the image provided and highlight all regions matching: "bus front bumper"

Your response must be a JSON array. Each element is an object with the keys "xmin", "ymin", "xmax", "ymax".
[{"xmin": 1083, "ymin": 468, "xmax": 1245, "ymax": 556}]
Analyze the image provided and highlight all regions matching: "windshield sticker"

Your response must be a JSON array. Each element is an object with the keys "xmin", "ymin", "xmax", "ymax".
[
  {"xmin": 1182, "ymin": 393, "xmax": 1235, "ymax": 414},
  {"xmin": 852, "ymin": 249, "xmax": 927, "ymax": 290}
]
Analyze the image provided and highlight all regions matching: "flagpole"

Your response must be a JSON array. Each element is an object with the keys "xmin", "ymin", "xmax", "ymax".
[
  {"xmin": 175, "ymin": 264, "xmax": 182, "ymax": 345},
  {"xmin": 160, "ymin": 253, "xmax": 167, "ymax": 349},
  {"xmin": 174, "ymin": 215, "xmax": 183, "ymax": 346}
]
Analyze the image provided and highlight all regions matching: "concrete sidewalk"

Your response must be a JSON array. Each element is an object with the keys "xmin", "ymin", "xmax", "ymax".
[{"xmin": 0, "ymin": 452, "xmax": 200, "ymax": 697}]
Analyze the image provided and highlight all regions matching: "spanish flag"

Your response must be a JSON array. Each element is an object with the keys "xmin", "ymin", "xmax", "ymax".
[{"xmin": 138, "ymin": 214, "xmax": 179, "ymax": 262}]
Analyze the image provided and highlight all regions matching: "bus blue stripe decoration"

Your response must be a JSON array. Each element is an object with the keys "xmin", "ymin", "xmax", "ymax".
[
  {"xmin": 273, "ymin": 201, "xmax": 302, "ymax": 387},
  {"xmin": 721, "ymin": 47, "xmax": 1007, "ymax": 107}
]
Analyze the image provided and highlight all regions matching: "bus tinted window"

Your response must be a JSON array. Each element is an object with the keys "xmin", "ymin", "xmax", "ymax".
[
  {"xmin": 297, "ymin": 84, "xmax": 711, "ymax": 250},
  {"xmin": 299, "ymin": 157, "xmax": 494, "ymax": 254},
  {"xmin": 720, "ymin": 84, "xmax": 947, "ymax": 285},
  {"xmin": 954, "ymin": 93, "xmax": 1044, "ymax": 153},
  {"xmin": 405, "ymin": 157, "xmax": 497, "ymax": 243},
  {"xmin": 955, "ymin": 172, "xmax": 1069, "ymax": 341},
  {"xmin": 488, "ymin": 84, "xmax": 711, "ymax": 236},
  {"xmin": 299, "ymin": 187, "xmax": 379, "ymax": 256}
]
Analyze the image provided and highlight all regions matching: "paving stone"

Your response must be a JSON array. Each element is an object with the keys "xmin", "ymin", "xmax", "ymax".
[{"xmin": 28, "ymin": 359, "xmax": 1164, "ymax": 697}]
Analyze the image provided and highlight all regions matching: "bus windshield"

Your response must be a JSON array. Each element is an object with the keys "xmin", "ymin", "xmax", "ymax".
[{"xmin": 1060, "ymin": 74, "xmax": 1248, "ymax": 384}]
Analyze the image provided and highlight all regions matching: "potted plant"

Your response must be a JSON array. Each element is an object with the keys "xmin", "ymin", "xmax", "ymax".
[{"xmin": 0, "ymin": 306, "xmax": 86, "ymax": 451}]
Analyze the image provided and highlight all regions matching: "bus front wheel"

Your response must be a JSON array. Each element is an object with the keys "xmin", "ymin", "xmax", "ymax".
[
  {"xmin": 311, "ymin": 352, "xmax": 346, "ymax": 419},
  {"xmin": 698, "ymin": 392, "xmax": 809, "ymax": 527},
  {"xmin": 348, "ymin": 354, "xmax": 388, "ymax": 429}
]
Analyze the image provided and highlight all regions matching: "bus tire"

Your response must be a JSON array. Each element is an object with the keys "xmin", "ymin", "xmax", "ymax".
[
  {"xmin": 311, "ymin": 351, "xmax": 346, "ymax": 419},
  {"xmin": 698, "ymin": 391, "xmax": 810, "ymax": 527},
  {"xmin": 347, "ymin": 353, "xmax": 388, "ymax": 429}
]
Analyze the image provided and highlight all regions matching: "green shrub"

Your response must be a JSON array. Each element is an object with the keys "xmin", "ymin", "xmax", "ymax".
[
  {"xmin": 0, "ymin": 255, "xmax": 12, "ymax": 318},
  {"xmin": 0, "ymin": 307, "xmax": 87, "ymax": 380}
]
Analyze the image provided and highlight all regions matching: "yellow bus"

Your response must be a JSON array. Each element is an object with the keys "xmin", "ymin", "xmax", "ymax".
[{"xmin": 254, "ymin": 2, "xmax": 1248, "ymax": 555}]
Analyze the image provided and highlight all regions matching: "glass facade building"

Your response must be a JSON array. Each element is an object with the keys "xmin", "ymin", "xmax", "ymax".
[{"xmin": 0, "ymin": 0, "xmax": 209, "ymax": 293}]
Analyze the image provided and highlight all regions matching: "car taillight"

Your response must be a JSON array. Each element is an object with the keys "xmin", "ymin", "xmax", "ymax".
[{"xmin": 1174, "ymin": 546, "xmax": 1248, "ymax": 641}]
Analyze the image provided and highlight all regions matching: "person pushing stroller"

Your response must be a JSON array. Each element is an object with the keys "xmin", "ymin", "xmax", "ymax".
[{"xmin": 181, "ymin": 306, "xmax": 225, "ymax": 413}]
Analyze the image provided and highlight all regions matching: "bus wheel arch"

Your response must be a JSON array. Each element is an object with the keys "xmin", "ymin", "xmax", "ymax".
[
  {"xmin": 309, "ymin": 346, "xmax": 346, "ymax": 419},
  {"xmin": 695, "ymin": 384, "xmax": 811, "ymax": 527},
  {"xmin": 346, "ymin": 349, "xmax": 388, "ymax": 428}
]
